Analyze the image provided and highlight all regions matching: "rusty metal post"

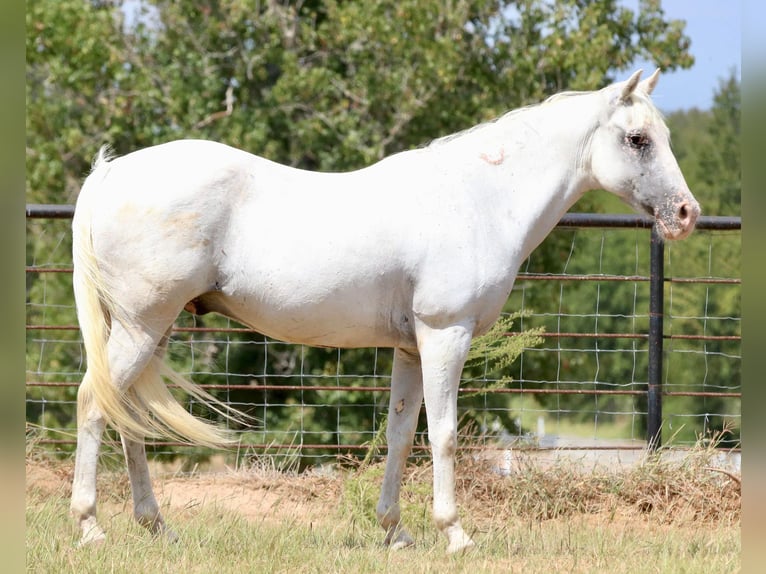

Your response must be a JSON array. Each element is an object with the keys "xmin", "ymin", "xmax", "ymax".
[{"xmin": 647, "ymin": 226, "xmax": 665, "ymax": 450}]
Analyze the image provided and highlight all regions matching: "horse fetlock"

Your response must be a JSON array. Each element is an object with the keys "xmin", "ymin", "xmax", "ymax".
[
  {"xmin": 134, "ymin": 508, "xmax": 164, "ymax": 532},
  {"xmin": 376, "ymin": 501, "xmax": 401, "ymax": 530},
  {"xmin": 432, "ymin": 500, "xmax": 459, "ymax": 532},
  {"xmin": 135, "ymin": 508, "xmax": 179, "ymax": 542},
  {"xmin": 70, "ymin": 496, "xmax": 97, "ymax": 524},
  {"xmin": 434, "ymin": 509, "xmax": 476, "ymax": 553}
]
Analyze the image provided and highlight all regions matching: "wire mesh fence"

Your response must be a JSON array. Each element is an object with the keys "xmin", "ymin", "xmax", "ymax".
[{"xmin": 25, "ymin": 207, "xmax": 741, "ymax": 466}]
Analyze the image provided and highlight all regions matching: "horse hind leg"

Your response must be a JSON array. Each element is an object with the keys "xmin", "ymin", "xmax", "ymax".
[
  {"xmin": 121, "ymin": 327, "xmax": 178, "ymax": 541},
  {"xmin": 122, "ymin": 436, "xmax": 177, "ymax": 541},
  {"xmin": 70, "ymin": 371, "xmax": 107, "ymax": 545},
  {"xmin": 70, "ymin": 317, "xmax": 171, "ymax": 546}
]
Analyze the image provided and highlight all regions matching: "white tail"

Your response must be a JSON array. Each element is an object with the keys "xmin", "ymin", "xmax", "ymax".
[{"xmin": 72, "ymin": 149, "xmax": 244, "ymax": 448}]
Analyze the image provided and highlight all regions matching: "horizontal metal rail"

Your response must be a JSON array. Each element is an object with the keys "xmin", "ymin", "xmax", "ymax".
[
  {"xmin": 23, "ymin": 267, "xmax": 744, "ymax": 286},
  {"xmin": 26, "ymin": 204, "xmax": 741, "ymax": 230},
  {"xmin": 25, "ymin": 380, "xmax": 741, "ymax": 398},
  {"xmin": 25, "ymin": 323, "xmax": 742, "ymax": 343},
  {"xmin": 26, "ymin": 204, "xmax": 75, "ymax": 218},
  {"xmin": 516, "ymin": 273, "xmax": 740, "ymax": 284},
  {"xmin": 556, "ymin": 212, "xmax": 741, "ymax": 230}
]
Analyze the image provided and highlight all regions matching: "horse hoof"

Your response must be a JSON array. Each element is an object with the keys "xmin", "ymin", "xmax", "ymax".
[
  {"xmin": 76, "ymin": 516, "xmax": 106, "ymax": 547},
  {"xmin": 162, "ymin": 527, "xmax": 179, "ymax": 543},
  {"xmin": 384, "ymin": 527, "xmax": 415, "ymax": 550},
  {"xmin": 446, "ymin": 536, "xmax": 476, "ymax": 555},
  {"xmin": 390, "ymin": 537, "xmax": 415, "ymax": 551},
  {"xmin": 77, "ymin": 529, "xmax": 106, "ymax": 547}
]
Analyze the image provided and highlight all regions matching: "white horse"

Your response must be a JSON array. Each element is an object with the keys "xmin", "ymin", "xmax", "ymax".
[{"xmin": 70, "ymin": 70, "xmax": 699, "ymax": 552}]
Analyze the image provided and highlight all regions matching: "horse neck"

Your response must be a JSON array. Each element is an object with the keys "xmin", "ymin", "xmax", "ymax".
[{"xmin": 434, "ymin": 94, "xmax": 602, "ymax": 259}]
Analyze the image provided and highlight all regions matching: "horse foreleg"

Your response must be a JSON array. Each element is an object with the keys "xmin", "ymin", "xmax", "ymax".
[
  {"xmin": 70, "ymin": 373, "xmax": 107, "ymax": 546},
  {"xmin": 376, "ymin": 348, "xmax": 423, "ymax": 550},
  {"xmin": 417, "ymin": 322, "xmax": 476, "ymax": 554},
  {"xmin": 121, "ymin": 434, "xmax": 178, "ymax": 541}
]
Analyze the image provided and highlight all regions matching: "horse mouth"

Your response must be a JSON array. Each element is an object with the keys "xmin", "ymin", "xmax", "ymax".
[{"xmin": 639, "ymin": 202, "xmax": 655, "ymax": 217}]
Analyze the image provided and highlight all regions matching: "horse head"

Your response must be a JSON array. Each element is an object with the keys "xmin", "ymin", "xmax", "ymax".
[{"xmin": 589, "ymin": 69, "xmax": 700, "ymax": 240}]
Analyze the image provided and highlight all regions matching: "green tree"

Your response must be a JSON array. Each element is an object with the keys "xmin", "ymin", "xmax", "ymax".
[
  {"xmin": 668, "ymin": 72, "xmax": 741, "ymax": 216},
  {"xmin": 661, "ymin": 73, "xmax": 741, "ymax": 446}
]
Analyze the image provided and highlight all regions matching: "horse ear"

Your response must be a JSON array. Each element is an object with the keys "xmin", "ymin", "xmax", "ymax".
[
  {"xmin": 639, "ymin": 68, "xmax": 661, "ymax": 95},
  {"xmin": 619, "ymin": 69, "xmax": 643, "ymax": 102}
]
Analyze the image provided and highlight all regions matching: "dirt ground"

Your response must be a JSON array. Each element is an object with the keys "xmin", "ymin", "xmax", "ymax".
[
  {"xmin": 159, "ymin": 471, "xmax": 343, "ymax": 524},
  {"xmin": 26, "ymin": 455, "xmax": 344, "ymax": 525}
]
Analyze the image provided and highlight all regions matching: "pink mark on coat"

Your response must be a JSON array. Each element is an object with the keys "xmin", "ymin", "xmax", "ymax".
[{"xmin": 479, "ymin": 146, "xmax": 505, "ymax": 165}]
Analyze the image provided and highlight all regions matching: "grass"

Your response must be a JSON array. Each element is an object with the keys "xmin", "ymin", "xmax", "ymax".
[
  {"xmin": 26, "ymin": 496, "xmax": 739, "ymax": 574},
  {"xmin": 26, "ymin": 437, "xmax": 740, "ymax": 573}
]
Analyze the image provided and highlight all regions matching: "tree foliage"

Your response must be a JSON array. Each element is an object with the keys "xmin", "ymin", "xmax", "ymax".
[{"xmin": 27, "ymin": 0, "xmax": 695, "ymax": 195}]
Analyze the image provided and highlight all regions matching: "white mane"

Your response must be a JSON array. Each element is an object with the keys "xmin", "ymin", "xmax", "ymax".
[{"xmin": 428, "ymin": 84, "xmax": 667, "ymax": 148}]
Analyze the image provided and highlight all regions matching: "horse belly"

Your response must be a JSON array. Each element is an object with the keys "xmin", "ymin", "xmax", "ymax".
[{"xmin": 210, "ymin": 274, "xmax": 417, "ymax": 349}]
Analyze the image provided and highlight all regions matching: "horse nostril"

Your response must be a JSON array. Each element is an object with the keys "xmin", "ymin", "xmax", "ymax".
[{"xmin": 675, "ymin": 201, "xmax": 701, "ymax": 235}]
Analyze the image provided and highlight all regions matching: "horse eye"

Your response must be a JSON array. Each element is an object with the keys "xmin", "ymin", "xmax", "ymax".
[{"xmin": 627, "ymin": 131, "xmax": 649, "ymax": 150}]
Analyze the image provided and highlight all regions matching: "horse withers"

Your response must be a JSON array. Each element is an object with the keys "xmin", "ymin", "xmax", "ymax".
[{"xmin": 70, "ymin": 69, "xmax": 699, "ymax": 552}]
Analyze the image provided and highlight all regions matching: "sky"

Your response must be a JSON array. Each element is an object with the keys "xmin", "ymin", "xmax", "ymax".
[{"xmin": 620, "ymin": 1, "xmax": 742, "ymax": 112}]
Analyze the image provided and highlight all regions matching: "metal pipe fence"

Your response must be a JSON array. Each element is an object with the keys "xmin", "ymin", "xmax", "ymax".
[{"xmin": 26, "ymin": 205, "xmax": 741, "ymax": 464}]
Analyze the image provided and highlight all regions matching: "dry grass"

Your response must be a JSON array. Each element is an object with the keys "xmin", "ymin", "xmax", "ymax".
[
  {"xmin": 454, "ymin": 447, "xmax": 741, "ymax": 525},
  {"xmin": 337, "ymin": 438, "xmax": 740, "ymax": 540},
  {"xmin": 26, "ymin": 436, "xmax": 740, "ymax": 573}
]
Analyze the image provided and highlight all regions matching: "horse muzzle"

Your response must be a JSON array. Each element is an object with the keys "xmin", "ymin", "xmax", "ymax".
[{"xmin": 653, "ymin": 196, "xmax": 701, "ymax": 241}]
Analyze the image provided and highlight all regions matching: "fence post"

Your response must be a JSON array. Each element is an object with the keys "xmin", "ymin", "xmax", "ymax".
[{"xmin": 647, "ymin": 226, "xmax": 664, "ymax": 450}]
